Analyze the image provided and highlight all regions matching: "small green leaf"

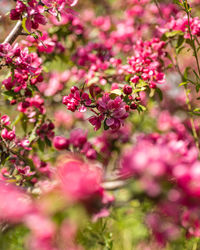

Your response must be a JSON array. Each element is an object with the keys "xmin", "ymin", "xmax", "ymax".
[
  {"xmin": 45, "ymin": 136, "xmax": 51, "ymax": 147},
  {"xmin": 196, "ymin": 85, "xmax": 200, "ymax": 93},
  {"xmin": 155, "ymin": 88, "xmax": 163, "ymax": 101},
  {"xmin": 110, "ymin": 89, "xmax": 122, "ymax": 96},
  {"xmin": 176, "ymin": 35, "xmax": 185, "ymax": 48},
  {"xmin": 22, "ymin": 17, "xmax": 31, "ymax": 34},
  {"xmin": 193, "ymin": 108, "xmax": 200, "ymax": 112},
  {"xmin": 179, "ymin": 82, "xmax": 188, "ymax": 86},
  {"xmin": 87, "ymin": 76, "xmax": 99, "ymax": 86},
  {"xmin": 104, "ymin": 119, "xmax": 109, "ymax": 130},
  {"xmin": 21, "ymin": 116, "xmax": 28, "ymax": 133},
  {"xmin": 2, "ymin": 90, "xmax": 17, "ymax": 101},
  {"xmin": 149, "ymin": 88, "xmax": 155, "ymax": 98},
  {"xmin": 11, "ymin": 113, "xmax": 23, "ymax": 127},
  {"xmin": 165, "ymin": 30, "xmax": 184, "ymax": 38},
  {"xmin": 138, "ymin": 104, "xmax": 146, "ymax": 112},
  {"xmin": 38, "ymin": 138, "xmax": 45, "ymax": 152}
]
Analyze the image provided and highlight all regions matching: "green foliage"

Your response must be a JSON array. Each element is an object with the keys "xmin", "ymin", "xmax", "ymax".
[{"xmin": 0, "ymin": 225, "xmax": 28, "ymax": 250}]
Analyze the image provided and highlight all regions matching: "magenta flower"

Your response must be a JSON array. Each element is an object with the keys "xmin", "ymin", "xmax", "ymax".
[{"xmin": 89, "ymin": 93, "xmax": 129, "ymax": 131}]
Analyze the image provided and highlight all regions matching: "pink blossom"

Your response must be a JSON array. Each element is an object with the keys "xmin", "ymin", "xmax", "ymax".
[
  {"xmin": 53, "ymin": 136, "xmax": 70, "ymax": 150},
  {"xmin": 0, "ymin": 181, "xmax": 34, "ymax": 222},
  {"xmin": 57, "ymin": 157, "xmax": 103, "ymax": 202}
]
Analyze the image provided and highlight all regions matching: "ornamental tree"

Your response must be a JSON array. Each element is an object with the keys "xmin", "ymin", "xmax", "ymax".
[{"xmin": 1, "ymin": 0, "xmax": 200, "ymax": 249}]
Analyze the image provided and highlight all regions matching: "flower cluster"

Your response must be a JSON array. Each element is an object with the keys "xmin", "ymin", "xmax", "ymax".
[
  {"xmin": 18, "ymin": 94, "xmax": 46, "ymax": 117},
  {"xmin": 127, "ymin": 38, "xmax": 166, "ymax": 88},
  {"xmin": 10, "ymin": 0, "xmax": 78, "ymax": 32},
  {"xmin": 54, "ymin": 128, "xmax": 97, "ymax": 159},
  {"xmin": 36, "ymin": 121, "xmax": 54, "ymax": 140},
  {"xmin": 63, "ymin": 86, "xmax": 91, "ymax": 112},
  {"xmin": 160, "ymin": 15, "xmax": 200, "ymax": 38},
  {"xmin": 0, "ymin": 43, "xmax": 42, "ymax": 98},
  {"xmin": 89, "ymin": 93, "xmax": 129, "ymax": 131},
  {"xmin": 120, "ymin": 124, "xmax": 200, "ymax": 242},
  {"xmin": 0, "ymin": 43, "xmax": 41, "ymax": 75}
]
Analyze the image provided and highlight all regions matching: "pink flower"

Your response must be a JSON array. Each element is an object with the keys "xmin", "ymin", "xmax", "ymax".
[
  {"xmin": 1, "ymin": 128, "xmax": 16, "ymax": 141},
  {"xmin": 53, "ymin": 136, "xmax": 70, "ymax": 150},
  {"xmin": 89, "ymin": 93, "xmax": 129, "ymax": 131},
  {"xmin": 0, "ymin": 181, "xmax": 34, "ymax": 222},
  {"xmin": 0, "ymin": 115, "xmax": 10, "ymax": 126},
  {"xmin": 57, "ymin": 156, "xmax": 103, "ymax": 202},
  {"xmin": 69, "ymin": 128, "xmax": 87, "ymax": 148}
]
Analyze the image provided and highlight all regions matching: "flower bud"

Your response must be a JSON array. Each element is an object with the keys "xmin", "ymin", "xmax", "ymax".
[
  {"xmin": 53, "ymin": 136, "xmax": 70, "ymax": 150},
  {"xmin": 130, "ymin": 75, "xmax": 139, "ymax": 83},
  {"xmin": 123, "ymin": 85, "xmax": 132, "ymax": 95},
  {"xmin": 130, "ymin": 103, "xmax": 137, "ymax": 110}
]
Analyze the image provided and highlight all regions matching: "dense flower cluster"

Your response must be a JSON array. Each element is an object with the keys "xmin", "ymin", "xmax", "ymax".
[
  {"xmin": 63, "ymin": 86, "xmax": 91, "ymax": 112},
  {"xmin": 160, "ymin": 15, "xmax": 200, "ymax": 38},
  {"xmin": 10, "ymin": 0, "xmax": 78, "ymax": 31},
  {"xmin": 0, "ymin": 43, "xmax": 42, "ymax": 75},
  {"xmin": 0, "ymin": 43, "xmax": 42, "ymax": 99},
  {"xmin": 89, "ymin": 93, "xmax": 129, "ymax": 130},
  {"xmin": 127, "ymin": 38, "xmax": 166, "ymax": 88}
]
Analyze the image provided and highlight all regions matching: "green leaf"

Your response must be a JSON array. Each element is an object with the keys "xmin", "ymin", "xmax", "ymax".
[
  {"xmin": 186, "ymin": 39, "xmax": 193, "ymax": 49},
  {"xmin": 110, "ymin": 89, "xmax": 122, "ymax": 96},
  {"xmin": 191, "ymin": 112, "xmax": 200, "ymax": 116},
  {"xmin": 166, "ymin": 63, "xmax": 173, "ymax": 69},
  {"xmin": 176, "ymin": 46, "xmax": 185, "ymax": 54},
  {"xmin": 104, "ymin": 69, "xmax": 116, "ymax": 75},
  {"xmin": 173, "ymin": 0, "xmax": 184, "ymax": 7},
  {"xmin": 87, "ymin": 76, "xmax": 99, "ymax": 86},
  {"xmin": 2, "ymin": 90, "xmax": 17, "ymax": 101},
  {"xmin": 11, "ymin": 113, "xmax": 23, "ymax": 127},
  {"xmin": 196, "ymin": 85, "xmax": 200, "ymax": 93},
  {"xmin": 36, "ymin": 30, "xmax": 43, "ymax": 37},
  {"xmin": 137, "ymin": 80, "xmax": 148, "ymax": 88},
  {"xmin": 137, "ymin": 104, "xmax": 146, "ymax": 112},
  {"xmin": 179, "ymin": 82, "xmax": 188, "ymax": 86},
  {"xmin": 125, "ymin": 74, "xmax": 131, "ymax": 82},
  {"xmin": 193, "ymin": 70, "xmax": 200, "ymax": 80},
  {"xmin": 176, "ymin": 35, "xmax": 185, "ymax": 48},
  {"xmin": 149, "ymin": 88, "xmax": 155, "ymax": 98},
  {"xmin": 193, "ymin": 108, "xmax": 200, "ymax": 112},
  {"xmin": 31, "ymin": 33, "xmax": 39, "ymax": 39},
  {"xmin": 1, "ymin": 152, "xmax": 9, "ymax": 165},
  {"xmin": 132, "ymin": 87, "xmax": 146, "ymax": 93},
  {"xmin": 38, "ymin": 138, "xmax": 45, "ymax": 152},
  {"xmin": 165, "ymin": 30, "xmax": 184, "ymax": 38},
  {"xmin": 155, "ymin": 88, "xmax": 163, "ymax": 101},
  {"xmin": 28, "ymin": 85, "xmax": 39, "ymax": 92},
  {"xmin": 22, "ymin": 17, "xmax": 31, "ymax": 34},
  {"xmin": 0, "ymin": 225, "xmax": 29, "ymax": 250},
  {"xmin": 20, "ymin": 115, "xmax": 28, "ymax": 133},
  {"xmin": 183, "ymin": 67, "xmax": 191, "ymax": 81},
  {"xmin": 104, "ymin": 119, "xmax": 109, "ymax": 130},
  {"xmin": 45, "ymin": 136, "xmax": 52, "ymax": 147}
]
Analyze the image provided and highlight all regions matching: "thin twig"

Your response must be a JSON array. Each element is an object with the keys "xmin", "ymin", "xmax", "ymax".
[
  {"xmin": 102, "ymin": 180, "xmax": 127, "ymax": 190},
  {"xmin": 169, "ymin": 42, "xmax": 200, "ymax": 151},
  {"xmin": 184, "ymin": 86, "xmax": 200, "ymax": 150},
  {"xmin": 154, "ymin": 0, "xmax": 163, "ymax": 19},
  {"xmin": 185, "ymin": 1, "xmax": 200, "ymax": 79}
]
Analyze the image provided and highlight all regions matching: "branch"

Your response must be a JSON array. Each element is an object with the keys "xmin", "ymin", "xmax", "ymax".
[
  {"xmin": 102, "ymin": 180, "xmax": 127, "ymax": 190},
  {"xmin": 3, "ymin": 20, "xmax": 22, "ymax": 45}
]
